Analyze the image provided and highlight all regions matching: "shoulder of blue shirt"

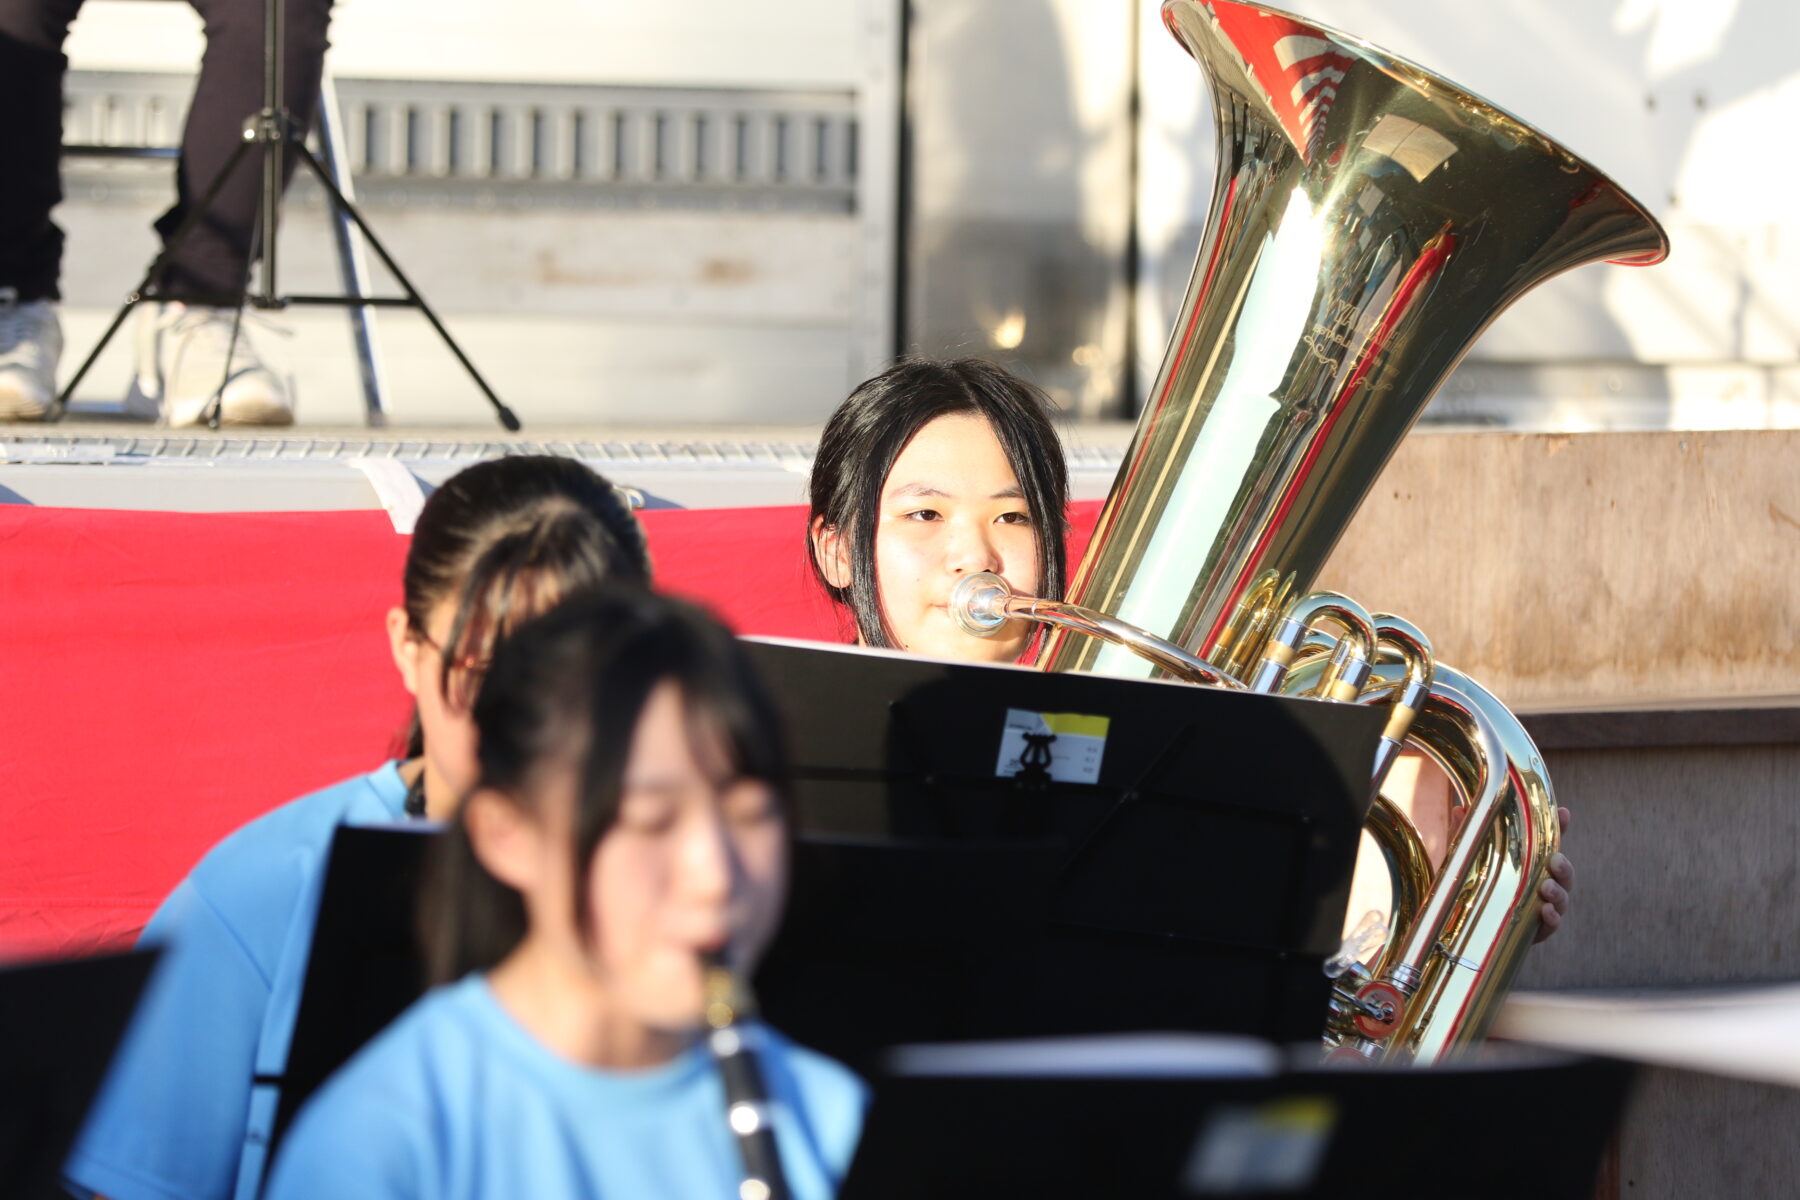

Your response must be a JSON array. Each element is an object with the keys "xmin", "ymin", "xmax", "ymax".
[
  {"xmin": 268, "ymin": 977, "xmax": 870, "ymax": 1194},
  {"xmin": 147, "ymin": 763, "xmax": 408, "ymax": 972}
]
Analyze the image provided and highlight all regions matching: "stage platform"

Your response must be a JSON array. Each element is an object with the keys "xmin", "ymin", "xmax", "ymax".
[{"xmin": 0, "ymin": 422, "xmax": 1133, "ymax": 512}]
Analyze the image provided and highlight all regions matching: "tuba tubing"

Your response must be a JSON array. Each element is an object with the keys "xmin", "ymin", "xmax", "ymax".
[
  {"xmin": 954, "ymin": 0, "xmax": 1664, "ymax": 1062},
  {"xmin": 948, "ymin": 566, "xmax": 1559, "ymax": 1062}
]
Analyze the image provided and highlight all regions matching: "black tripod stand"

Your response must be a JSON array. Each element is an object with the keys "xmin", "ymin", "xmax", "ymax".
[{"xmin": 48, "ymin": 0, "xmax": 520, "ymax": 431}]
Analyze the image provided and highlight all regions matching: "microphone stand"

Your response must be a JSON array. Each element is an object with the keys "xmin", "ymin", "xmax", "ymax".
[{"xmin": 48, "ymin": 0, "xmax": 521, "ymax": 431}]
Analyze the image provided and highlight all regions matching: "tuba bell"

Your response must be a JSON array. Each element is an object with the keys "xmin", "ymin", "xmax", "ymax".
[{"xmin": 952, "ymin": 0, "xmax": 1667, "ymax": 1062}]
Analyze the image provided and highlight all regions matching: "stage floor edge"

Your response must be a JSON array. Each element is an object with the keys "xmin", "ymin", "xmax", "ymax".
[{"xmin": 1, "ymin": 425, "xmax": 1131, "ymax": 511}]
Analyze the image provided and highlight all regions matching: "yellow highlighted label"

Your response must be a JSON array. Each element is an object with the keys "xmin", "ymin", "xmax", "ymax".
[{"xmin": 1041, "ymin": 713, "xmax": 1111, "ymax": 739}]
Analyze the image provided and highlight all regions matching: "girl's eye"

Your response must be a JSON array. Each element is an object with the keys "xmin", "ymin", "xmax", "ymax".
[
  {"xmin": 618, "ymin": 799, "xmax": 678, "ymax": 833},
  {"xmin": 723, "ymin": 783, "xmax": 778, "ymax": 826},
  {"xmin": 902, "ymin": 508, "xmax": 942, "ymax": 522},
  {"xmin": 997, "ymin": 510, "xmax": 1033, "ymax": 526}
]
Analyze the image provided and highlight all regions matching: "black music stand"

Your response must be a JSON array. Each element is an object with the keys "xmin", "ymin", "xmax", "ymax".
[
  {"xmin": 744, "ymin": 639, "xmax": 1386, "ymax": 1075},
  {"xmin": 249, "ymin": 639, "xmax": 1388, "ymax": 1166},
  {"xmin": 262, "ymin": 823, "xmax": 434, "ymax": 1181},
  {"xmin": 0, "ymin": 948, "xmax": 159, "ymax": 1199},
  {"xmin": 840, "ymin": 1039, "xmax": 1634, "ymax": 1200}
]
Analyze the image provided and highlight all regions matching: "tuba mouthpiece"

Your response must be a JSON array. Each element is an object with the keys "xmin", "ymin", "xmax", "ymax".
[{"xmin": 950, "ymin": 572, "xmax": 1013, "ymax": 637}]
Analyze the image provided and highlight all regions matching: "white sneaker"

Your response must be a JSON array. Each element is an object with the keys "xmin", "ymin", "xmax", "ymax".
[
  {"xmin": 126, "ymin": 302, "xmax": 294, "ymax": 427},
  {"xmin": 0, "ymin": 288, "xmax": 62, "ymax": 421}
]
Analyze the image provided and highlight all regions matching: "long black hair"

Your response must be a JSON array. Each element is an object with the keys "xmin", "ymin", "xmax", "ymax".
[
  {"xmin": 398, "ymin": 455, "xmax": 651, "ymax": 756},
  {"xmin": 425, "ymin": 585, "xmax": 789, "ymax": 983},
  {"xmin": 806, "ymin": 357, "xmax": 1069, "ymax": 648}
]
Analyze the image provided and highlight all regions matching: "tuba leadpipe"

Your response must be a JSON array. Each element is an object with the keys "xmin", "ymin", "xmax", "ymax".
[
  {"xmin": 952, "ymin": 571, "xmax": 1239, "ymax": 687},
  {"xmin": 952, "ymin": 0, "xmax": 1666, "ymax": 1063}
]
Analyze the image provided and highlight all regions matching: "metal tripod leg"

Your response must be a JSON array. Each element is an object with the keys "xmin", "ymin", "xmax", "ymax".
[
  {"xmin": 314, "ymin": 73, "xmax": 388, "ymax": 427},
  {"xmin": 45, "ymin": 135, "xmax": 258, "ymax": 423},
  {"xmin": 286, "ymin": 140, "xmax": 521, "ymax": 431}
]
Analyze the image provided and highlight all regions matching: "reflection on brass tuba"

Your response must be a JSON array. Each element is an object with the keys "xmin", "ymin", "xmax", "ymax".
[{"xmin": 951, "ymin": 0, "xmax": 1666, "ymax": 1063}]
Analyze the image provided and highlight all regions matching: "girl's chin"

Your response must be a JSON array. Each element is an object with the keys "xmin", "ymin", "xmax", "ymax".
[
  {"xmin": 910, "ymin": 633, "xmax": 1025, "ymax": 665},
  {"xmin": 633, "ymin": 990, "xmax": 708, "ymax": 1037}
]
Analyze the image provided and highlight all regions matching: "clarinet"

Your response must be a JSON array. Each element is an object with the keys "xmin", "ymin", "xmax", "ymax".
[{"xmin": 701, "ymin": 951, "xmax": 792, "ymax": 1200}]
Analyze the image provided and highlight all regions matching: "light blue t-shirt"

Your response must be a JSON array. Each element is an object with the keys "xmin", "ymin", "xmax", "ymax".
[
  {"xmin": 63, "ymin": 763, "xmax": 411, "ymax": 1200},
  {"xmin": 263, "ymin": 975, "xmax": 867, "ymax": 1200}
]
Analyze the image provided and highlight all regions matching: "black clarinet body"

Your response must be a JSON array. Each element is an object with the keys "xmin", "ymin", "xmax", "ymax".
[{"xmin": 702, "ymin": 952, "xmax": 792, "ymax": 1200}]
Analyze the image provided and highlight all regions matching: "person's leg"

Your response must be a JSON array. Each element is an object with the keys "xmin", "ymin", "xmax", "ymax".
[
  {"xmin": 0, "ymin": 0, "xmax": 86, "ymax": 302},
  {"xmin": 0, "ymin": 0, "xmax": 84, "ymax": 418},
  {"xmin": 133, "ymin": 0, "xmax": 333, "ymax": 426},
  {"xmin": 153, "ymin": 0, "xmax": 335, "ymax": 297}
]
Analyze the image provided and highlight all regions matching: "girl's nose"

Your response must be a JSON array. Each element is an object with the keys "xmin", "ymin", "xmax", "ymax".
[
  {"xmin": 677, "ymin": 810, "xmax": 734, "ymax": 903},
  {"xmin": 945, "ymin": 519, "xmax": 1002, "ymax": 576}
]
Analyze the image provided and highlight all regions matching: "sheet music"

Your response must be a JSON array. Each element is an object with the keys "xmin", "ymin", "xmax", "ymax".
[{"xmin": 1496, "ymin": 985, "xmax": 1800, "ymax": 1088}]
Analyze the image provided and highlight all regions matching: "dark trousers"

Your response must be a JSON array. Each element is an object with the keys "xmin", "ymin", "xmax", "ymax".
[{"xmin": 0, "ymin": 0, "xmax": 333, "ymax": 302}]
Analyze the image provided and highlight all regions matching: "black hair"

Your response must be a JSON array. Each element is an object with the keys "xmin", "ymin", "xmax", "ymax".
[
  {"xmin": 424, "ymin": 585, "xmax": 789, "ymax": 983},
  {"xmin": 806, "ymin": 357, "xmax": 1069, "ymax": 648},
  {"xmin": 397, "ymin": 455, "xmax": 651, "ymax": 757}
]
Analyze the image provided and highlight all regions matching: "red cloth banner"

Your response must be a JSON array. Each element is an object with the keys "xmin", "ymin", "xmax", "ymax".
[{"xmin": 1, "ymin": 500, "xmax": 1102, "ymax": 956}]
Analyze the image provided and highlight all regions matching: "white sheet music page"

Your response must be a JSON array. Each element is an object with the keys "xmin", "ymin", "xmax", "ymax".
[{"xmin": 1496, "ymin": 985, "xmax": 1800, "ymax": 1088}]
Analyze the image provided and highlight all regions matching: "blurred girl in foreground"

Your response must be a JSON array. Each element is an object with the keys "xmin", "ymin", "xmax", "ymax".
[{"xmin": 264, "ymin": 587, "xmax": 865, "ymax": 1198}]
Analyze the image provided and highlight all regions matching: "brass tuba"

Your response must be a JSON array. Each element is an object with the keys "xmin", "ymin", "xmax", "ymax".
[{"xmin": 952, "ymin": 0, "xmax": 1667, "ymax": 1062}]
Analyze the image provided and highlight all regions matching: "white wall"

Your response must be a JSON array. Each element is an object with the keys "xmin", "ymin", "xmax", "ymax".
[{"xmin": 905, "ymin": 0, "xmax": 1137, "ymax": 416}]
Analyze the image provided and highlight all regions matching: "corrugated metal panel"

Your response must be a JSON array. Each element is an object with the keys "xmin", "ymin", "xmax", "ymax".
[{"xmin": 62, "ymin": 72, "xmax": 858, "ymax": 211}]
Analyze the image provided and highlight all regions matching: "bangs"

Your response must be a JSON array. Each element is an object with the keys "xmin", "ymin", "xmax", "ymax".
[
  {"xmin": 437, "ymin": 509, "xmax": 637, "ymax": 699},
  {"xmin": 675, "ymin": 667, "xmax": 789, "ymax": 794},
  {"xmin": 443, "ymin": 564, "xmax": 559, "ymax": 665},
  {"xmin": 575, "ymin": 624, "xmax": 788, "ymax": 811}
]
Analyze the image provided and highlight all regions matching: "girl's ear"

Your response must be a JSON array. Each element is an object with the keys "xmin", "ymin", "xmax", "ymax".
[
  {"xmin": 464, "ymin": 788, "xmax": 541, "ymax": 892},
  {"xmin": 387, "ymin": 606, "xmax": 422, "ymax": 698},
  {"xmin": 810, "ymin": 516, "xmax": 852, "ymax": 591}
]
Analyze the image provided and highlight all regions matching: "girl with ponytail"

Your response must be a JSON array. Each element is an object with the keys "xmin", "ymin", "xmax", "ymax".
[{"xmin": 65, "ymin": 456, "xmax": 651, "ymax": 1200}]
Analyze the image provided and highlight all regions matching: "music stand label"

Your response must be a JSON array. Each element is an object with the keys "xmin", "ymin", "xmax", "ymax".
[{"xmin": 996, "ymin": 709, "xmax": 1110, "ymax": 784}]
